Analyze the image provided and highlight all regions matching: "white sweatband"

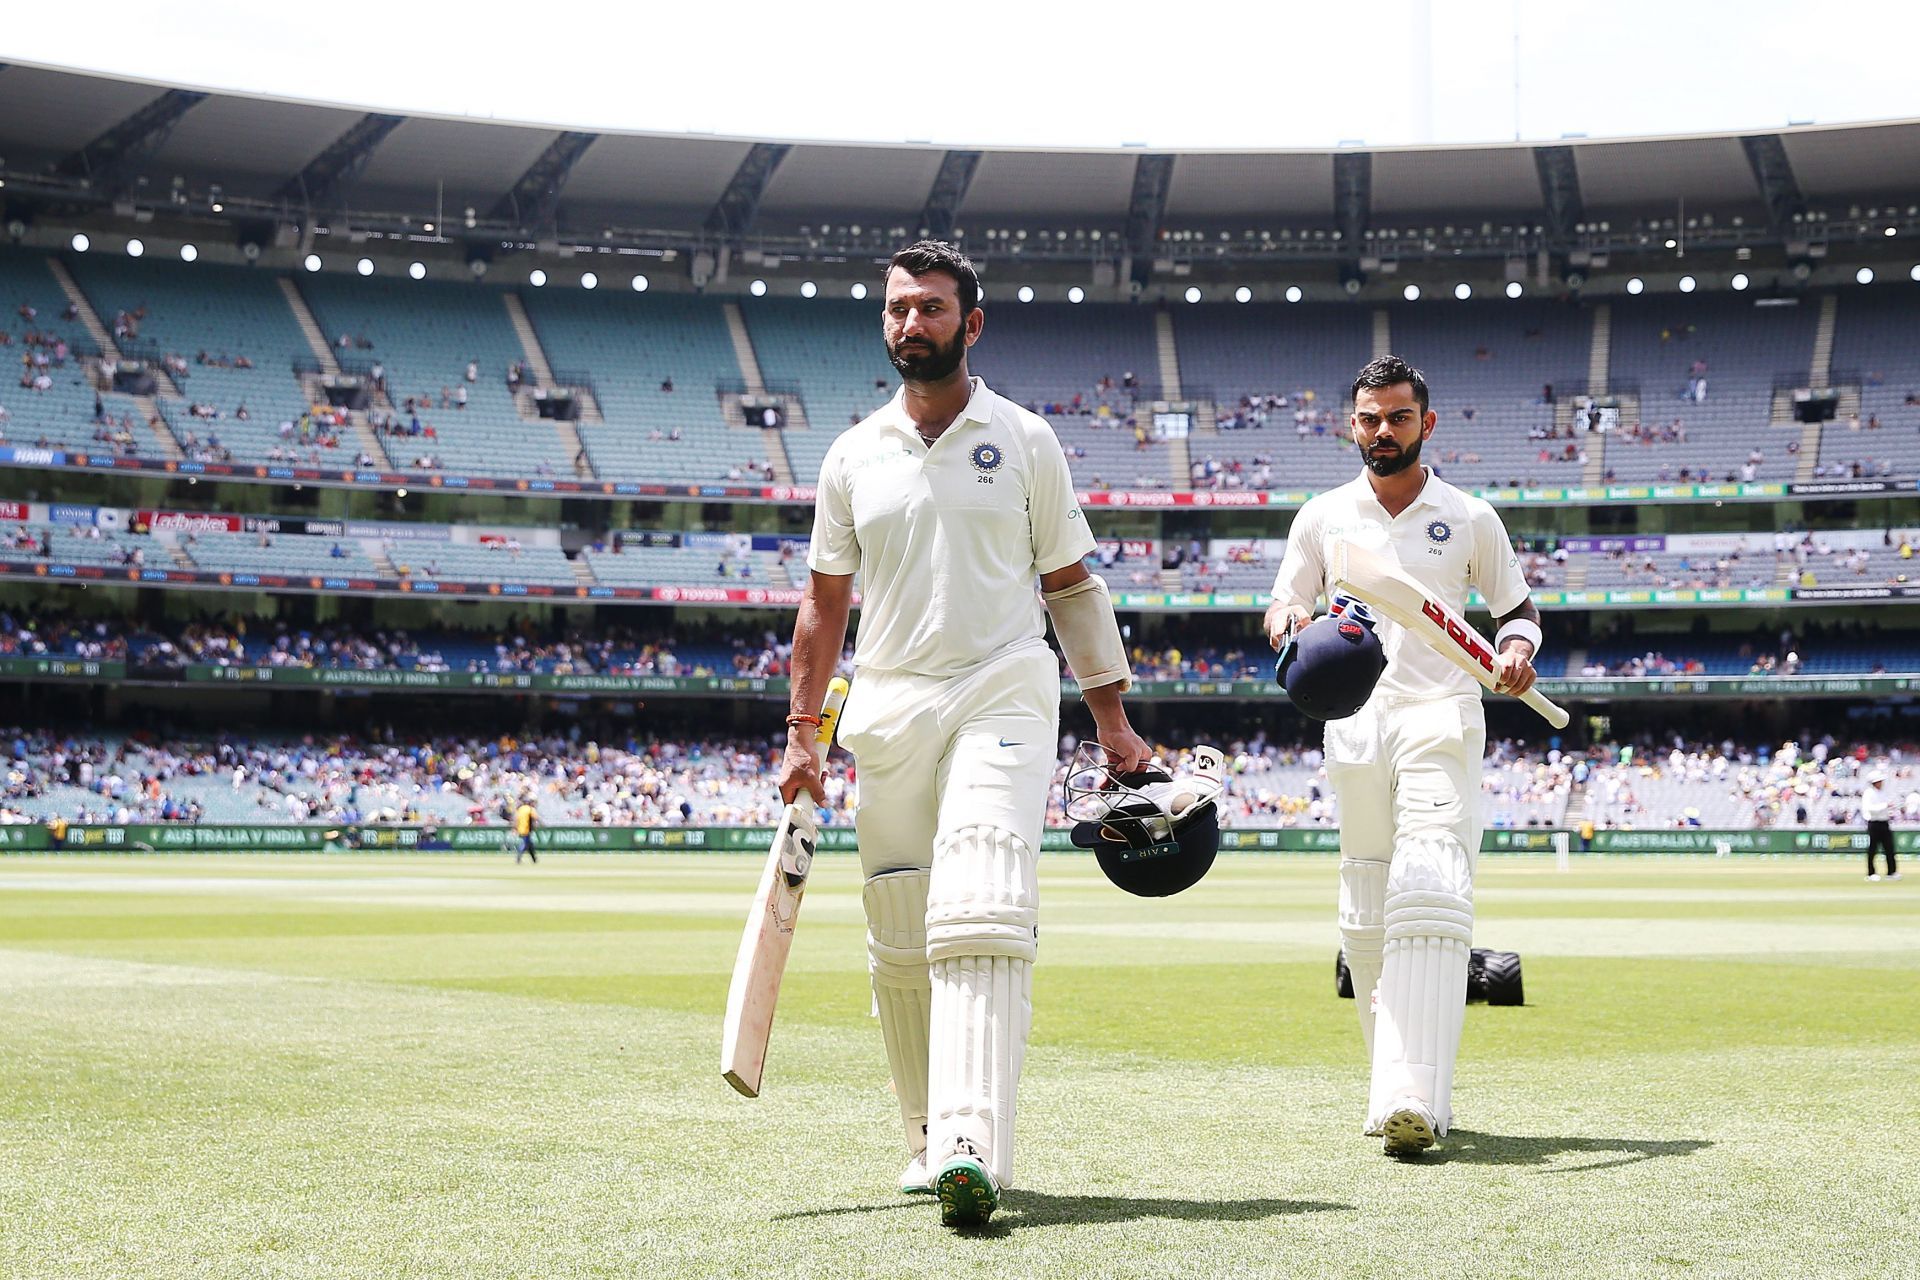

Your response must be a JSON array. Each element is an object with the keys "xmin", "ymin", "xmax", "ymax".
[
  {"xmin": 1495, "ymin": 617, "xmax": 1544, "ymax": 658},
  {"xmin": 1042, "ymin": 574, "xmax": 1133, "ymax": 693}
]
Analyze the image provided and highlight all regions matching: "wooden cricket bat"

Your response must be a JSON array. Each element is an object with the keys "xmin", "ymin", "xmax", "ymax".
[
  {"xmin": 720, "ymin": 675, "xmax": 850, "ymax": 1098},
  {"xmin": 1332, "ymin": 541, "xmax": 1571, "ymax": 730}
]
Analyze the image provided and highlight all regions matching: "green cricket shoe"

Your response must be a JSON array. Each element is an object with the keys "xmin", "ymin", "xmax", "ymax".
[{"xmin": 934, "ymin": 1146, "xmax": 999, "ymax": 1228}]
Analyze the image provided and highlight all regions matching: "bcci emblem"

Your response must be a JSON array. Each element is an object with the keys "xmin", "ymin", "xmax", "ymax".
[
  {"xmin": 970, "ymin": 442, "xmax": 1006, "ymax": 473},
  {"xmin": 1426, "ymin": 519, "xmax": 1454, "ymax": 545}
]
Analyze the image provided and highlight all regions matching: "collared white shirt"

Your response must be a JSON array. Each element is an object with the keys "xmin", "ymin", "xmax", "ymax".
[
  {"xmin": 808, "ymin": 376, "xmax": 1094, "ymax": 678},
  {"xmin": 1272, "ymin": 466, "xmax": 1532, "ymax": 699}
]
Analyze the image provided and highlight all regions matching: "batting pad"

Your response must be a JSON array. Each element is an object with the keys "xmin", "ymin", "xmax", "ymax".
[
  {"xmin": 865, "ymin": 868, "xmax": 931, "ymax": 1157},
  {"xmin": 1339, "ymin": 858, "xmax": 1390, "ymax": 1064},
  {"xmin": 927, "ymin": 826, "xmax": 1037, "ymax": 1187},
  {"xmin": 1369, "ymin": 833, "xmax": 1474, "ymax": 1135}
]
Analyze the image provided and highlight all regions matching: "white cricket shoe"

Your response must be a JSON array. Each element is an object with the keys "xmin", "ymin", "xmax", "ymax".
[
  {"xmin": 899, "ymin": 1151, "xmax": 933, "ymax": 1196},
  {"xmin": 1381, "ymin": 1099, "xmax": 1438, "ymax": 1158},
  {"xmin": 1891, "ymin": 873, "xmax": 1904, "ymax": 881},
  {"xmin": 1869, "ymin": 874, "xmax": 1882, "ymax": 882}
]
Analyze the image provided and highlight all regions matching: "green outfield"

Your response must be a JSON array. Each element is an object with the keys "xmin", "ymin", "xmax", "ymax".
[{"xmin": 2, "ymin": 852, "xmax": 1915, "ymax": 1279}]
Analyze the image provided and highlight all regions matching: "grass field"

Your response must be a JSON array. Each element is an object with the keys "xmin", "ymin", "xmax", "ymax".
[{"xmin": 2, "ymin": 851, "xmax": 1916, "ymax": 1279}]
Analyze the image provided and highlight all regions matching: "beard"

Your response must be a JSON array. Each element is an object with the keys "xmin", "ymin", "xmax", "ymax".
[
  {"xmin": 887, "ymin": 325, "xmax": 968, "ymax": 383},
  {"xmin": 1364, "ymin": 434, "xmax": 1424, "ymax": 477}
]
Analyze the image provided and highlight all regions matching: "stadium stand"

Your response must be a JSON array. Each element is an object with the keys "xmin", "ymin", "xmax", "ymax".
[
  {"xmin": 64, "ymin": 255, "xmax": 313, "ymax": 464},
  {"xmin": 7, "ymin": 726, "xmax": 1909, "ymax": 833},
  {"xmin": 299, "ymin": 274, "xmax": 574, "ymax": 477},
  {"xmin": 1175, "ymin": 301, "xmax": 1373, "ymax": 489},
  {"xmin": 520, "ymin": 290, "xmax": 750, "ymax": 482},
  {"xmin": 178, "ymin": 530, "xmax": 382, "ymax": 577},
  {"xmin": 1604, "ymin": 293, "xmax": 1816, "ymax": 482},
  {"xmin": 1825, "ymin": 282, "xmax": 1920, "ymax": 476},
  {"xmin": 582, "ymin": 537, "xmax": 801, "ymax": 589},
  {"xmin": 1387, "ymin": 299, "xmax": 1591, "ymax": 489},
  {"xmin": 0, "ymin": 250, "xmax": 110, "ymax": 454},
  {"xmin": 739, "ymin": 297, "xmax": 893, "ymax": 484}
]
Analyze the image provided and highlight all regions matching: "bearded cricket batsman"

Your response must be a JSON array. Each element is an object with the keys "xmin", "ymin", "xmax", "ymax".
[
  {"xmin": 1266, "ymin": 355, "xmax": 1543, "ymax": 1156},
  {"xmin": 777, "ymin": 241, "xmax": 1150, "ymax": 1227}
]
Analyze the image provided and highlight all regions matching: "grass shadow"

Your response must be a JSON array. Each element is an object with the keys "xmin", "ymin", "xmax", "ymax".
[
  {"xmin": 1428, "ymin": 1130, "xmax": 1712, "ymax": 1173},
  {"xmin": 775, "ymin": 1192, "xmax": 1351, "ymax": 1234}
]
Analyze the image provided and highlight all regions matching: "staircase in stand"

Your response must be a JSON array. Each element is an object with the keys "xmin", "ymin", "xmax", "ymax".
[
  {"xmin": 1809, "ymin": 292, "xmax": 1838, "ymax": 389},
  {"xmin": 503, "ymin": 292, "xmax": 604, "ymax": 447},
  {"xmin": 131, "ymin": 394, "xmax": 183, "ymax": 460},
  {"xmin": 280, "ymin": 277, "xmax": 392, "ymax": 469},
  {"xmin": 1154, "ymin": 310, "xmax": 1182, "ymax": 398},
  {"xmin": 1586, "ymin": 302, "xmax": 1612, "ymax": 394},
  {"xmin": 723, "ymin": 302, "xmax": 768, "ymax": 396},
  {"xmin": 1795, "ymin": 421, "xmax": 1823, "ymax": 483}
]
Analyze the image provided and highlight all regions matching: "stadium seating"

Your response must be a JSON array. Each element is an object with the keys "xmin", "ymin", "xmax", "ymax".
[
  {"xmin": 739, "ymin": 298, "xmax": 894, "ymax": 485},
  {"xmin": 386, "ymin": 540, "xmax": 576, "ymax": 586},
  {"xmin": 1387, "ymin": 299, "xmax": 1591, "ymax": 489},
  {"xmin": 0, "ymin": 250, "xmax": 114, "ymax": 455},
  {"xmin": 966, "ymin": 301, "xmax": 1161, "ymax": 404},
  {"xmin": 1604, "ymin": 293, "xmax": 1815, "ymax": 482},
  {"xmin": 1175, "ymin": 301, "xmax": 1373, "ymax": 490},
  {"xmin": 178, "ymin": 531, "xmax": 381, "ymax": 576},
  {"xmin": 520, "ymin": 289, "xmax": 751, "ymax": 482},
  {"xmin": 65, "ymin": 255, "xmax": 312, "ymax": 463},
  {"xmin": 300, "ymin": 274, "xmax": 573, "ymax": 477},
  {"xmin": 582, "ymin": 540, "xmax": 796, "ymax": 589},
  {"xmin": 1825, "ymin": 282, "xmax": 1920, "ymax": 475}
]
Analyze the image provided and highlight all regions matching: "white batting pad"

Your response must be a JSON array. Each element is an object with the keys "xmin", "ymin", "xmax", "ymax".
[
  {"xmin": 1368, "ymin": 833, "xmax": 1474, "ymax": 1135},
  {"xmin": 1339, "ymin": 857, "xmax": 1390, "ymax": 1064},
  {"xmin": 926, "ymin": 825, "xmax": 1037, "ymax": 1188},
  {"xmin": 865, "ymin": 868, "xmax": 931, "ymax": 1157}
]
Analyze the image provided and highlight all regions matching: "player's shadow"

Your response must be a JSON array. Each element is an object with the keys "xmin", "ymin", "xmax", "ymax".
[
  {"xmin": 774, "ymin": 1193, "xmax": 1350, "ymax": 1235},
  {"xmin": 1428, "ymin": 1130, "xmax": 1711, "ymax": 1173},
  {"xmin": 998, "ymin": 1192, "xmax": 1351, "ymax": 1230}
]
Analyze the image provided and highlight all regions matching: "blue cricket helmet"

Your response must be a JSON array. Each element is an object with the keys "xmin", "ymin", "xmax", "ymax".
[{"xmin": 1274, "ymin": 597, "xmax": 1386, "ymax": 721}]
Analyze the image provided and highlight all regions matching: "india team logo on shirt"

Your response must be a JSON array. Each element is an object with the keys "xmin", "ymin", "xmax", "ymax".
[
  {"xmin": 1425, "ymin": 519, "xmax": 1454, "ymax": 545},
  {"xmin": 970, "ymin": 442, "xmax": 1006, "ymax": 473}
]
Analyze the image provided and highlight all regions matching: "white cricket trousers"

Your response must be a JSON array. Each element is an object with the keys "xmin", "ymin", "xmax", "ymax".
[
  {"xmin": 835, "ymin": 643, "xmax": 1060, "ymax": 877},
  {"xmin": 1325, "ymin": 692, "xmax": 1485, "ymax": 1131}
]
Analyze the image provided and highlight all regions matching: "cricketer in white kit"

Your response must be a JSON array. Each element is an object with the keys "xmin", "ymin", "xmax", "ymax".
[
  {"xmin": 777, "ymin": 241, "xmax": 1149, "ymax": 1227},
  {"xmin": 1266, "ymin": 355, "xmax": 1543, "ymax": 1157}
]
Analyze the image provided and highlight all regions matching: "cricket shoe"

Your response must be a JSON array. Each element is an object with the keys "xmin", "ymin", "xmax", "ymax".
[
  {"xmin": 934, "ymin": 1139, "xmax": 999, "ymax": 1228},
  {"xmin": 1380, "ymin": 1099, "xmax": 1438, "ymax": 1158},
  {"xmin": 899, "ymin": 1151, "xmax": 933, "ymax": 1196}
]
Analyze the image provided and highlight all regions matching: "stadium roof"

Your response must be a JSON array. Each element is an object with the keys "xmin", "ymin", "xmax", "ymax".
[{"xmin": 2, "ymin": 59, "xmax": 1917, "ymax": 252}]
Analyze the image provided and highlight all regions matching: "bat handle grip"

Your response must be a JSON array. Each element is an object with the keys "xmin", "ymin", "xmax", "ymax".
[{"xmin": 1521, "ymin": 687, "xmax": 1571, "ymax": 730}]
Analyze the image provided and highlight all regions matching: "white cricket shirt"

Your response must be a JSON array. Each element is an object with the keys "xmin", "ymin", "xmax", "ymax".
[
  {"xmin": 808, "ymin": 377, "xmax": 1095, "ymax": 678},
  {"xmin": 1272, "ymin": 467, "xmax": 1532, "ymax": 700}
]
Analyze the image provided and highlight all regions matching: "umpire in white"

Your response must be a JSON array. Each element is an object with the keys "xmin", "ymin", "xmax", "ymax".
[
  {"xmin": 1266, "ymin": 356, "xmax": 1542, "ymax": 1157},
  {"xmin": 777, "ymin": 242, "xmax": 1150, "ymax": 1227}
]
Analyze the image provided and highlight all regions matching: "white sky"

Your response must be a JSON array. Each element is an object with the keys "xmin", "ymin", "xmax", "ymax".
[{"xmin": 11, "ymin": 1, "xmax": 1918, "ymax": 150}]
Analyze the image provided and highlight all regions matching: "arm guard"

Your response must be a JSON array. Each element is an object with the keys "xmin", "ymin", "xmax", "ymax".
[{"xmin": 1043, "ymin": 574, "xmax": 1133, "ymax": 693}]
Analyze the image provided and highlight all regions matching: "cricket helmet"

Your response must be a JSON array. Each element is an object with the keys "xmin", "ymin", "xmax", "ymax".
[
  {"xmin": 1274, "ymin": 595, "xmax": 1385, "ymax": 722},
  {"xmin": 1065, "ymin": 744, "xmax": 1226, "ymax": 897}
]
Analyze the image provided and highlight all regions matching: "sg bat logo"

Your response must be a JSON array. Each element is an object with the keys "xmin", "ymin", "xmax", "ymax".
[{"xmin": 1420, "ymin": 599, "xmax": 1496, "ymax": 674}]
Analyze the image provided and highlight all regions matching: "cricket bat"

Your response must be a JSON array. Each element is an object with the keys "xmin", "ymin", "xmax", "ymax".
[
  {"xmin": 1332, "ymin": 541, "xmax": 1571, "ymax": 730},
  {"xmin": 720, "ymin": 675, "xmax": 850, "ymax": 1098}
]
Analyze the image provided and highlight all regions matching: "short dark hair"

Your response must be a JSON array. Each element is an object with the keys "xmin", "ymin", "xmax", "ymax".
[
  {"xmin": 887, "ymin": 240, "xmax": 980, "ymax": 316},
  {"xmin": 1352, "ymin": 355, "xmax": 1430, "ymax": 416}
]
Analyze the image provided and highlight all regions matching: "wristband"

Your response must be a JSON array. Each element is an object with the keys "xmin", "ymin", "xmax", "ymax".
[
  {"xmin": 1495, "ymin": 618, "xmax": 1544, "ymax": 657},
  {"xmin": 785, "ymin": 713, "xmax": 822, "ymax": 729}
]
